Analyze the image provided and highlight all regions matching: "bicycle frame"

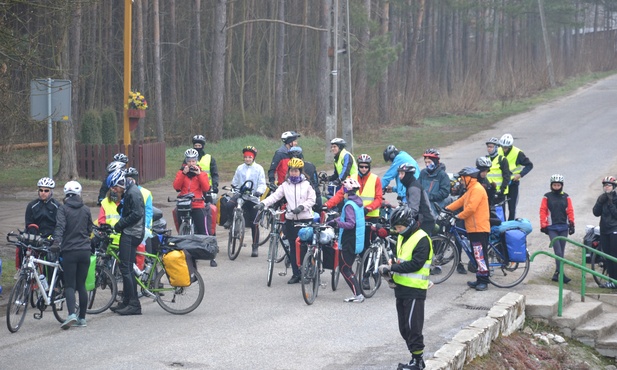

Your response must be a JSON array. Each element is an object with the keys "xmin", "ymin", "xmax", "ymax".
[{"xmin": 22, "ymin": 252, "xmax": 63, "ymax": 307}]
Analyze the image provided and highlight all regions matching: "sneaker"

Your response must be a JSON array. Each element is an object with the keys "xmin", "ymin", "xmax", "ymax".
[
  {"xmin": 430, "ymin": 266, "xmax": 442, "ymax": 275},
  {"xmin": 210, "ymin": 259, "xmax": 218, "ymax": 267},
  {"xmin": 287, "ymin": 275, "xmax": 301, "ymax": 284},
  {"xmin": 251, "ymin": 246, "xmax": 259, "ymax": 257},
  {"xmin": 475, "ymin": 283, "xmax": 488, "ymax": 291},
  {"xmin": 115, "ymin": 305, "xmax": 142, "ymax": 316},
  {"xmin": 110, "ymin": 302, "xmax": 127, "ymax": 313},
  {"xmin": 397, "ymin": 357, "xmax": 425, "ymax": 370},
  {"xmin": 563, "ymin": 275, "xmax": 571, "ymax": 284},
  {"xmin": 428, "ymin": 281, "xmax": 434, "ymax": 290},
  {"xmin": 14, "ymin": 270, "xmax": 20, "ymax": 280},
  {"xmin": 61, "ymin": 314, "xmax": 77, "ymax": 330},
  {"xmin": 73, "ymin": 318, "xmax": 87, "ymax": 327},
  {"xmin": 457, "ymin": 263, "xmax": 467, "ymax": 274},
  {"xmin": 601, "ymin": 281, "xmax": 617, "ymax": 289},
  {"xmin": 551, "ymin": 272, "xmax": 559, "ymax": 282},
  {"xmin": 344, "ymin": 294, "xmax": 365, "ymax": 303},
  {"xmin": 467, "ymin": 281, "xmax": 479, "ymax": 288}
]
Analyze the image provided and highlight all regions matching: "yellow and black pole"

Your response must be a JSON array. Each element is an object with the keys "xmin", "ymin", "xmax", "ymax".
[{"xmin": 123, "ymin": 0, "xmax": 133, "ymax": 153}]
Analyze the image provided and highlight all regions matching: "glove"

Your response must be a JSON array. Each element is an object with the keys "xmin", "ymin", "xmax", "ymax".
[
  {"xmin": 254, "ymin": 192, "xmax": 262, "ymax": 198},
  {"xmin": 113, "ymin": 224, "xmax": 122, "ymax": 233},
  {"xmin": 540, "ymin": 227, "xmax": 548, "ymax": 235},
  {"xmin": 363, "ymin": 208, "xmax": 370, "ymax": 216},
  {"xmin": 268, "ymin": 183, "xmax": 278, "ymax": 192},
  {"xmin": 97, "ymin": 200, "xmax": 102, "ymax": 206},
  {"xmin": 254, "ymin": 202, "xmax": 265, "ymax": 211},
  {"xmin": 292, "ymin": 205, "xmax": 304, "ymax": 215},
  {"xmin": 49, "ymin": 245, "xmax": 60, "ymax": 253},
  {"xmin": 569, "ymin": 223, "xmax": 575, "ymax": 235},
  {"xmin": 378, "ymin": 264, "xmax": 392, "ymax": 276},
  {"xmin": 327, "ymin": 220, "xmax": 338, "ymax": 227},
  {"xmin": 599, "ymin": 193, "xmax": 609, "ymax": 204}
]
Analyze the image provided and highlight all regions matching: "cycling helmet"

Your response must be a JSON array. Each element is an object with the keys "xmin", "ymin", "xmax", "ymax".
[
  {"xmin": 550, "ymin": 174, "xmax": 564, "ymax": 184},
  {"xmin": 476, "ymin": 156, "xmax": 492, "ymax": 171},
  {"xmin": 281, "ymin": 131, "xmax": 301, "ymax": 145},
  {"xmin": 357, "ymin": 154, "xmax": 372, "ymax": 164},
  {"xmin": 113, "ymin": 153, "xmax": 129, "ymax": 163},
  {"xmin": 125, "ymin": 167, "xmax": 139, "ymax": 178},
  {"xmin": 184, "ymin": 148, "xmax": 199, "ymax": 159},
  {"xmin": 342, "ymin": 177, "xmax": 360, "ymax": 191},
  {"xmin": 389, "ymin": 206, "xmax": 418, "ymax": 235},
  {"xmin": 288, "ymin": 158, "xmax": 305, "ymax": 169},
  {"xmin": 37, "ymin": 177, "xmax": 56, "ymax": 189},
  {"xmin": 106, "ymin": 161, "xmax": 126, "ymax": 173},
  {"xmin": 602, "ymin": 176, "xmax": 617, "ymax": 186},
  {"xmin": 107, "ymin": 170, "xmax": 126, "ymax": 189},
  {"xmin": 289, "ymin": 146, "xmax": 303, "ymax": 159},
  {"xmin": 242, "ymin": 146, "xmax": 258, "ymax": 158},
  {"xmin": 458, "ymin": 166, "xmax": 480, "ymax": 178},
  {"xmin": 383, "ymin": 145, "xmax": 400, "ymax": 162},
  {"xmin": 398, "ymin": 163, "xmax": 417, "ymax": 175},
  {"xmin": 486, "ymin": 137, "xmax": 500, "ymax": 146},
  {"xmin": 192, "ymin": 134, "xmax": 206, "ymax": 146},
  {"xmin": 63, "ymin": 180, "xmax": 82, "ymax": 196},
  {"xmin": 499, "ymin": 133, "xmax": 514, "ymax": 147},
  {"xmin": 423, "ymin": 148, "xmax": 440, "ymax": 159},
  {"xmin": 330, "ymin": 138, "xmax": 346, "ymax": 149}
]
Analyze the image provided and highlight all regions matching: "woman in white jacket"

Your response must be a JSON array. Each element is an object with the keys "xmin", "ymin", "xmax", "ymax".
[{"xmin": 257, "ymin": 158, "xmax": 316, "ymax": 284}]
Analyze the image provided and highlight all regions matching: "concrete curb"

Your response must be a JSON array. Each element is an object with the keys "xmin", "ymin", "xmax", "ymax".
[{"xmin": 425, "ymin": 292, "xmax": 526, "ymax": 369}]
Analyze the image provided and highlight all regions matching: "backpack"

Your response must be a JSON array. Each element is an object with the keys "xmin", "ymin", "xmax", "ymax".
[{"xmin": 162, "ymin": 249, "xmax": 194, "ymax": 287}]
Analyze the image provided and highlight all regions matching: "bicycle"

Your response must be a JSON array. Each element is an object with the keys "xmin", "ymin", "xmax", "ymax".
[
  {"xmin": 256, "ymin": 206, "xmax": 291, "ymax": 286},
  {"xmin": 168, "ymin": 192, "xmax": 207, "ymax": 236},
  {"xmin": 586, "ymin": 225, "xmax": 609, "ymax": 287},
  {"xmin": 431, "ymin": 204, "xmax": 530, "ymax": 288},
  {"xmin": 89, "ymin": 224, "xmax": 205, "ymax": 314},
  {"xmin": 255, "ymin": 184, "xmax": 277, "ymax": 246},
  {"xmin": 222, "ymin": 180, "xmax": 260, "ymax": 260},
  {"xmin": 6, "ymin": 231, "xmax": 70, "ymax": 333},
  {"xmin": 296, "ymin": 211, "xmax": 340, "ymax": 305}
]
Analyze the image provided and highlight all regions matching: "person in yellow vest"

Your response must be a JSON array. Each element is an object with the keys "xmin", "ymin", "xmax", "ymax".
[
  {"xmin": 485, "ymin": 137, "xmax": 511, "ymax": 206},
  {"xmin": 498, "ymin": 133, "xmax": 533, "ymax": 220},
  {"xmin": 327, "ymin": 138, "xmax": 357, "ymax": 184},
  {"xmin": 378, "ymin": 206, "xmax": 432, "ymax": 370}
]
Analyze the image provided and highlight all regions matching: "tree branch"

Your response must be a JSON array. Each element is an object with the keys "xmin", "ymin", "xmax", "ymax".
[{"xmin": 226, "ymin": 19, "xmax": 327, "ymax": 32}]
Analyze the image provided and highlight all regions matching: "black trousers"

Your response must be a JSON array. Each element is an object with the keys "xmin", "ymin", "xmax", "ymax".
[
  {"xmin": 396, "ymin": 297, "xmax": 425, "ymax": 355},
  {"xmin": 62, "ymin": 249, "xmax": 90, "ymax": 319},
  {"xmin": 119, "ymin": 234, "xmax": 141, "ymax": 307},
  {"xmin": 507, "ymin": 181, "xmax": 520, "ymax": 221}
]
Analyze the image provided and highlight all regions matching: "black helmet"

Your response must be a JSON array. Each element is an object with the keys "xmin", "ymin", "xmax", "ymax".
[
  {"xmin": 192, "ymin": 134, "xmax": 206, "ymax": 146},
  {"xmin": 458, "ymin": 166, "xmax": 480, "ymax": 178},
  {"xmin": 398, "ymin": 163, "xmax": 417, "ymax": 175},
  {"xmin": 281, "ymin": 131, "xmax": 301, "ymax": 145},
  {"xmin": 383, "ymin": 145, "xmax": 400, "ymax": 162},
  {"xmin": 330, "ymin": 138, "xmax": 346, "ymax": 149},
  {"xmin": 125, "ymin": 167, "xmax": 139, "ymax": 178},
  {"xmin": 113, "ymin": 153, "xmax": 129, "ymax": 164},
  {"xmin": 390, "ymin": 206, "xmax": 418, "ymax": 235}
]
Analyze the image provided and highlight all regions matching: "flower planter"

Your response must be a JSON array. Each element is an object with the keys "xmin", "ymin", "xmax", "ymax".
[{"xmin": 127, "ymin": 109, "xmax": 146, "ymax": 131}]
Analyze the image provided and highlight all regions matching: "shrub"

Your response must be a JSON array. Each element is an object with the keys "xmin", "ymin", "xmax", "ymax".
[
  {"xmin": 81, "ymin": 110, "xmax": 102, "ymax": 144},
  {"xmin": 100, "ymin": 107, "xmax": 117, "ymax": 144}
]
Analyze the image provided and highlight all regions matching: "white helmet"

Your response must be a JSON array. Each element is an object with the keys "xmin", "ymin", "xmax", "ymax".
[
  {"xmin": 64, "ymin": 181, "xmax": 82, "ymax": 196},
  {"xmin": 184, "ymin": 148, "xmax": 199, "ymax": 159},
  {"xmin": 330, "ymin": 138, "xmax": 346, "ymax": 149},
  {"xmin": 550, "ymin": 174, "xmax": 564, "ymax": 184},
  {"xmin": 107, "ymin": 161, "xmax": 126, "ymax": 173},
  {"xmin": 37, "ymin": 177, "xmax": 56, "ymax": 189},
  {"xmin": 342, "ymin": 177, "xmax": 360, "ymax": 191},
  {"xmin": 499, "ymin": 134, "xmax": 514, "ymax": 147}
]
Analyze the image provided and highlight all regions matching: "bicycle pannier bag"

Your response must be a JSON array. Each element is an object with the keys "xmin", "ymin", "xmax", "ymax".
[
  {"xmin": 85, "ymin": 254, "xmax": 97, "ymax": 291},
  {"xmin": 162, "ymin": 250, "xmax": 191, "ymax": 287},
  {"xmin": 167, "ymin": 235, "xmax": 218, "ymax": 260},
  {"xmin": 503, "ymin": 229, "xmax": 527, "ymax": 263}
]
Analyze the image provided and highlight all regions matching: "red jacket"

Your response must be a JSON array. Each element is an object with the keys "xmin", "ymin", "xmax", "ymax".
[
  {"xmin": 325, "ymin": 173, "xmax": 383, "ymax": 216},
  {"xmin": 173, "ymin": 165, "xmax": 211, "ymax": 209}
]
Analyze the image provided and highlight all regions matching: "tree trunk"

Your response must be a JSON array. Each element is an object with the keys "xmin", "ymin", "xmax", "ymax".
[
  {"xmin": 378, "ymin": 0, "xmax": 389, "ymax": 124},
  {"xmin": 169, "ymin": 0, "xmax": 177, "ymax": 126},
  {"xmin": 274, "ymin": 0, "xmax": 285, "ymax": 130},
  {"xmin": 193, "ymin": 0, "xmax": 203, "ymax": 112},
  {"xmin": 356, "ymin": 0, "xmax": 370, "ymax": 121},
  {"xmin": 315, "ymin": 0, "xmax": 331, "ymax": 132},
  {"xmin": 210, "ymin": 0, "xmax": 227, "ymax": 141},
  {"xmin": 153, "ymin": 0, "xmax": 164, "ymax": 142}
]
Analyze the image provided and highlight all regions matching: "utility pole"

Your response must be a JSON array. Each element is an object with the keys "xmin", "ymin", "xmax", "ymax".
[
  {"xmin": 325, "ymin": 0, "xmax": 338, "ymax": 164},
  {"xmin": 340, "ymin": 0, "xmax": 353, "ymax": 154}
]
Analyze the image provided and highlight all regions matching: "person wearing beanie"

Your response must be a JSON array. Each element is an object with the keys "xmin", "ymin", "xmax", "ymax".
[
  {"xmin": 540, "ymin": 174, "xmax": 575, "ymax": 283},
  {"xmin": 418, "ymin": 148, "xmax": 450, "ymax": 215}
]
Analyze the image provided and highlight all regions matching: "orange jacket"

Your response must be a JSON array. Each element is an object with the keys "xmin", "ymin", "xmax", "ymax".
[{"xmin": 446, "ymin": 177, "xmax": 490, "ymax": 233}]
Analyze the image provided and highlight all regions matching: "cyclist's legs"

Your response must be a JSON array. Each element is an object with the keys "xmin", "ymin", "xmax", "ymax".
[
  {"xmin": 340, "ymin": 247, "xmax": 360, "ymax": 296},
  {"xmin": 396, "ymin": 297, "xmax": 426, "ymax": 359},
  {"xmin": 243, "ymin": 202, "xmax": 260, "ymax": 246},
  {"xmin": 119, "ymin": 234, "xmax": 140, "ymax": 307},
  {"xmin": 284, "ymin": 219, "xmax": 310, "ymax": 277},
  {"xmin": 507, "ymin": 181, "xmax": 519, "ymax": 221},
  {"xmin": 62, "ymin": 250, "xmax": 90, "ymax": 317},
  {"xmin": 468, "ymin": 232, "xmax": 489, "ymax": 283},
  {"xmin": 601, "ymin": 233, "xmax": 617, "ymax": 280},
  {"xmin": 191, "ymin": 207, "xmax": 207, "ymax": 235},
  {"xmin": 548, "ymin": 229, "xmax": 568, "ymax": 272}
]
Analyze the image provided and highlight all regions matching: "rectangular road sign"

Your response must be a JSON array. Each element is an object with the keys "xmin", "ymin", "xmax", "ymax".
[{"xmin": 30, "ymin": 79, "xmax": 72, "ymax": 121}]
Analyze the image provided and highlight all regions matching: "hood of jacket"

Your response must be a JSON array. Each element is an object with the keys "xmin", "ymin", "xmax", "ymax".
[{"xmin": 64, "ymin": 194, "xmax": 84, "ymax": 209}]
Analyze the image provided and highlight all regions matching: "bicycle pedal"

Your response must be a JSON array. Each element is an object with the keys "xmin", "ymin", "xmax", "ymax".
[{"xmin": 33, "ymin": 312, "xmax": 42, "ymax": 320}]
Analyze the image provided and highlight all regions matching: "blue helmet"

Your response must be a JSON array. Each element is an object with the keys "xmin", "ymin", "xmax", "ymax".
[
  {"xmin": 289, "ymin": 146, "xmax": 303, "ymax": 159},
  {"xmin": 107, "ymin": 170, "xmax": 126, "ymax": 189}
]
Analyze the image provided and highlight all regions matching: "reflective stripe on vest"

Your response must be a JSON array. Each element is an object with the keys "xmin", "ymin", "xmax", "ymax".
[
  {"xmin": 338, "ymin": 200, "xmax": 365, "ymax": 254},
  {"xmin": 352, "ymin": 173, "xmax": 379, "ymax": 218},
  {"xmin": 198, "ymin": 154, "xmax": 213, "ymax": 186},
  {"xmin": 101, "ymin": 199, "xmax": 120, "ymax": 226},
  {"xmin": 499, "ymin": 146, "xmax": 523, "ymax": 175},
  {"xmin": 487, "ymin": 155, "xmax": 508, "ymax": 194},
  {"xmin": 392, "ymin": 229, "xmax": 433, "ymax": 290},
  {"xmin": 334, "ymin": 149, "xmax": 358, "ymax": 179}
]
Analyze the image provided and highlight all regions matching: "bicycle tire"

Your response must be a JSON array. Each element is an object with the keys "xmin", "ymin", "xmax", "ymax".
[
  {"xmin": 179, "ymin": 221, "xmax": 193, "ymax": 236},
  {"xmin": 590, "ymin": 252, "xmax": 609, "ymax": 287},
  {"xmin": 257, "ymin": 213, "xmax": 272, "ymax": 246},
  {"xmin": 301, "ymin": 250, "xmax": 319, "ymax": 305},
  {"xmin": 86, "ymin": 267, "xmax": 118, "ymax": 314},
  {"xmin": 331, "ymin": 264, "xmax": 341, "ymax": 291},
  {"xmin": 487, "ymin": 243, "xmax": 530, "ymax": 288},
  {"xmin": 154, "ymin": 268, "xmax": 205, "ymax": 315},
  {"xmin": 52, "ymin": 278, "xmax": 72, "ymax": 323},
  {"xmin": 30, "ymin": 287, "xmax": 41, "ymax": 309},
  {"xmin": 227, "ymin": 210, "xmax": 245, "ymax": 260},
  {"xmin": 275, "ymin": 235, "xmax": 288, "ymax": 263},
  {"xmin": 267, "ymin": 235, "xmax": 279, "ymax": 287},
  {"xmin": 358, "ymin": 246, "xmax": 382, "ymax": 298},
  {"xmin": 7, "ymin": 275, "xmax": 30, "ymax": 333},
  {"xmin": 430, "ymin": 235, "xmax": 460, "ymax": 284}
]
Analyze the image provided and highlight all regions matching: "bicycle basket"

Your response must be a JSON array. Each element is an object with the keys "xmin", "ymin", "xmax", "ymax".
[
  {"xmin": 298, "ymin": 227, "xmax": 313, "ymax": 242},
  {"xmin": 319, "ymin": 227, "xmax": 336, "ymax": 245}
]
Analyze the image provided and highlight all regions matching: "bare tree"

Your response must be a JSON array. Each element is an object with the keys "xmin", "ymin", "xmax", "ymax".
[
  {"xmin": 210, "ymin": 0, "xmax": 227, "ymax": 140},
  {"xmin": 153, "ymin": 0, "xmax": 164, "ymax": 141},
  {"xmin": 274, "ymin": 0, "xmax": 285, "ymax": 130}
]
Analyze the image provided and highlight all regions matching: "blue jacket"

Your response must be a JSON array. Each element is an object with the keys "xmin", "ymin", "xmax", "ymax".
[{"xmin": 381, "ymin": 151, "xmax": 420, "ymax": 199}]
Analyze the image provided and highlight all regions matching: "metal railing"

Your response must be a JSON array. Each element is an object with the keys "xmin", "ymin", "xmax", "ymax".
[{"xmin": 529, "ymin": 236, "xmax": 617, "ymax": 317}]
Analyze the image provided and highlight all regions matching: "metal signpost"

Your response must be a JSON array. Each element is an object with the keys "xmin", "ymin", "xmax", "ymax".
[{"xmin": 30, "ymin": 78, "xmax": 71, "ymax": 179}]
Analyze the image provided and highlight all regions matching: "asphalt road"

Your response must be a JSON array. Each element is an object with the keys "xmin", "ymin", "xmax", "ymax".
[{"xmin": 1, "ymin": 75, "xmax": 617, "ymax": 369}]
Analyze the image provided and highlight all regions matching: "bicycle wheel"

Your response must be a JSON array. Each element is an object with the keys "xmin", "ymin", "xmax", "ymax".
[
  {"xmin": 275, "ymin": 235, "xmax": 288, "ymax": 263},
  {"xmin": 331, "ymin": 264, "xmax": 341, "ymax": 291},
  {"xmin": 227, "ymin": 210, "xmax": 245, "ymax": 260},
  {"xmin": 359, "ymin": 246, "xmax": 382, "ymax": 298},
  {"xmin": 486, "ymin": 243, "xmax": 530, "ymax": 288},
  {"xmin": 301, "ymin": 250, "xmax": 320, "ymax": 305},
  {"xmin": 430, "ymin": 235, "xmax": 459, "ymax": 284},
  {"xmin": 86, "ymin": 267, "xmax": 118, "ymax": 314},
  {"xmin": 7, "ymin": 275, "xmax": 30, "ymax": 333},
  {"xmin": 154, "ymin": 268, "xmax": 205, "ymax": 314},
  {"xmin": 257, "ymin": 213, "xmax": 272, "ymax": 246},
  {"xmin": 591, "ymin": 252, "xmax": 609, "ymax": 287},
  {"xmin": 52, "ymin": 278, "xmax": 70, "ymax": 323},
  {"xmin": 179, "ymin": 221, "xmax": 193, "ymax": 236},
  {"xmin": 267, "ymin": 234, "xmax": 279, "ymax": 287}
]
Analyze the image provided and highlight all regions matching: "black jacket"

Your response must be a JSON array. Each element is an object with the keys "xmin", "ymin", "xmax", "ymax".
[
  {"xmin": 593, "ymin": 192, "xmax": 617, "ymax": 234},
  {"xmin": 53, "ymin": 195, "xmax": 92, "ymax": 253},
  {"xmin": 401, "ymin": 175, "xmax": 435, "ymax": 226},
  {"xmin": 303, "ymin": 161, "xmax": 322, "ymax": 210},
  {"xmin": 268, "ymin": 144, "xmax": 289, "ymax": 184},
  {"xmin": 25, "ymin": 197, "xmax": 60, "ymax": 237},
  {"xmin": 115, "ymin": 182, "xmax": 145, "ymax": 239}
]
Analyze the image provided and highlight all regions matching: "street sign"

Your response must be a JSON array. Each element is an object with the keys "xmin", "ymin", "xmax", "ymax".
[{"xmin": 30, "ymin": 79, "xmax": 71, "ymax": 121}]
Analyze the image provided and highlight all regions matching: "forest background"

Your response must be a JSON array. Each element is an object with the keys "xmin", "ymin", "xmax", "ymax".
[{"xmin": 1, "ymin": 0, "xmax": 617, "ymax": 180}]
